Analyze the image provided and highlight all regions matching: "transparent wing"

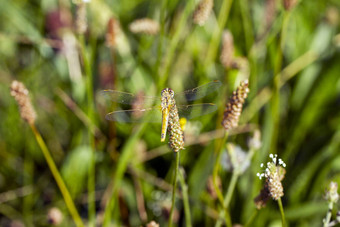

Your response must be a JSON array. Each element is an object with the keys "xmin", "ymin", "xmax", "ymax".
[
  {"xmin": 177, "ymin": 103, "xmax": 218, "ymax": 119},
  {"xmin": 105, "ymin": 107, "xmax": 162, "ymax": 122},
  {"xmin": 175, "ymin": 80, "xmax": 222, "ymax": 102},
  {"xmin": 101, "ymin": 90, "xmax": 159, "ymax": 106}
]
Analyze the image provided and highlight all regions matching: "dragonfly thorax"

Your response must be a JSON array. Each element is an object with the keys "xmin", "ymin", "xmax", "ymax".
[{"xmin": 161, "ymin": 88, "xmax": 175, "ymax": 109}]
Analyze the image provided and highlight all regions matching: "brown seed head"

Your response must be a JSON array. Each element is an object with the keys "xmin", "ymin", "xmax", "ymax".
[
  {"xmin": 221, "ymin": 80, "xmax": 249, "ymax": 131},
  {"xmin": 220, "ymin": 30, "xmax": 235, "ymax": 68},
  {"xmin": 168, "ymin": 105, "xmax": 185, "ymax": 152},
  {"xmin": 254, "ymin": 182, "xmax": 271, "ymax": 209},
  {"xmin": 265, "ymin": 0, "xmax": 277, "ymax": 29},
  {"xmin": 129, "ymin": 18, "xmax": 159, "ymax": 35},
  {"xmin": 106, "ymin": 17, "xmax": 120, "ymax": 48},
  {"xmin": 45, "ymin": 8, "xmax": 72, "ymax": 42},
  {"xmin": 193, "ymin": 0, "xmax": 214, "ymax": 26},
  {"xmin": 283, "ymin": 0, "xmax": 298, "ymax": 10},
  {"xmin": 10, "ymin": 80, "xmax": 36, "ymax": 125}
]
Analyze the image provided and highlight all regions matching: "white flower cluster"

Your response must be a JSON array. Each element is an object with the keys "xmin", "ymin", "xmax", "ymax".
[
  {"xmin": 256, "ymin": 154, "xmax": 286, "ymax": 180},
  {"xmin": 221, "ymin": 145, "xmax": 250, "ymax": 174}
]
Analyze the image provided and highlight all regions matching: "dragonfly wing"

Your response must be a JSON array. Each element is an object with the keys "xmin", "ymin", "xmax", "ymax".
[
  {"xmin": 105, "ymin": 107, "xmax": 162, "ymax": 123},
  {"xmin": 101, "ymin": 90, "xmax": 159, "ymax": 106},
  {"xmin": 177, "ymin": 103, "xmax": 218, "ymax": 119},
  {"xmin": 175, "ymin": 80, "xmax": 222, "ymax": 102}
]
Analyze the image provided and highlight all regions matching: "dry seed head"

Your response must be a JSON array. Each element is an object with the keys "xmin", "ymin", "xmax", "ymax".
[
  {"xmin": 193, "ymin": 0, "xmax": 214, "ymax": 26},
  {"xmin": 283, "ymin": 0, "xmax": 298, "ymax": 10},
  {"xmin": 220, "ymin": 30, "xmax": 234, "ymax": 68},
  {"xmin": 106, "ymin": 17, "xmax": 120, "ymax": 48},
  {"xmin": 129, "ymin": 18, "xmax": 159, "ymax": 35},
  {"xmin": 254, "ymin": 182, "xmax": 271, "ymax": 209},
  {"xmin": 10, "ymin": 80, "xmax": 36, "ymax": 125},
  {"xmin": 256, "ymin": 154, "xmax": 286, "ymax": 200},
  {"xmin": 75, "ymin": 2, "xmax": 87, "ymax": 34},
  {"xmin": 265, "ymin": 0, "xmax": 277, "ymax": 29},
  {"xmin": 221, "ymin": 80, "xmax": 249, "ymax": 131}
]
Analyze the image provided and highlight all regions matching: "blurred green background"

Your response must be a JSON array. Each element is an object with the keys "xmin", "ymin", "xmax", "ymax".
[{"xmin": 1, "ymin": 0, "xmax": 340, "ymax": 226}]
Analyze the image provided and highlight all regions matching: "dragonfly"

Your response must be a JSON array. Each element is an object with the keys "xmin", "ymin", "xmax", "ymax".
[{"xmin": 102, "ymin": 80, "xmax": 221, "ymax": 151}]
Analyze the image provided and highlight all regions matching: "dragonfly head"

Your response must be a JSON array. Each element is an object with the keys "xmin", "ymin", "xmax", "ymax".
[{"xmin": 161, "ymin": 88, "xmax": 175, "ymax": 109}]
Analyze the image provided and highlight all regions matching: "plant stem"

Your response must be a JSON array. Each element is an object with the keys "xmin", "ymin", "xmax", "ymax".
[
  {"xmin": 154, "ymin": 0, "xmax": 167, "ymax": 82},
  {"xmin": 215, "ymin": 172, "xmax": 238, "ymax": 227},
  {"xmin": 244, "ymin": 209, "xmax": 258, "ymax": 227},
  {"xmin": 30, "ymin": 124, "xmax": 84, "ymax": 227},
  {"xmin": 168, "ymin": 151, "xmax": 180, "ymax": 227},
  {"xmin": 277, "ymin": 198, "xmax": 286, "ymax": 227},
  {"xmin": 224, "ymin": 171, "xmax": 238, "ymax": 208},
  {"xmin": 212, "ymin": 133, "xmax": 228, "ymax": 207},
  {"xmin": 212, "ymin": 132, "xmax": 232, "ymax": 227},
  {"xmin": 79, "ymin": 34, "xmax": 96, "ymax": 227},
  {"xmin": 159, "ymin": 0, "xmax": 196, "ymax": 88},
  {"xmin": 323, "ymin": 201, "xmax": 333, "ymax": 227},
  {"xmin": 178, "ymin": 168, "xmax": 192, "ymax": 227},
  {"xmin": 103, "ymin": 122, "xmax": 147, "ymax": 226},
  {"xmin": 271, "ymin": 10, "xmax": 290, "ymax": 154},
  {"xmin": 205, "ymin": 0, "xmax": 234, "ymax": 67},
  {"xmin": 239, "ymin": 0, "xmax": 254, "ymax": 51}
]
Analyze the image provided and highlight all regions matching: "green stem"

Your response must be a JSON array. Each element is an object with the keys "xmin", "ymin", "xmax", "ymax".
[
  {"xmin": 178, "ymin": 168, "xmax": 192, "ymax": 227},
  {"xmin": 103, "ymin": 123, "xmax": 147, "ymax": 226},
  {"xmin": 244, "ymin": 209, "xmax": 258, "ymax": 227},
  {"xmin": 224, "ymin": 171, "xmax": 238, "ymax": 208},
  {"xmin": 79, "ymin": 34, "xmax": 96, "ymax": 227},
  {"xmin": 159, "ymin": 0, "xmax": 196, "ymax": 88},
  {"xmin": 239, "ymin": 0, "xmax": 254, "ymax": 51},
  {"xmin": 215, "ymin": 172, "xmax": 238, "ymax": 227},
  {"xmin": 323, "ymin": 201, "xmax": 333, "ymax": 227},
  {"xmin": 215, "ymin": 143, "xmax": 258, "ymax": 227},
  {"xmin": 212, "ymin": 132, "xmax": 232, "ymax": 227},
  {"xmin": 205, "ymin": 0, "xmax": 234, "ymax": 67},
  {"xmin": 30, "ymin": 124, "xmax": 84, "ymax": 227},
  {"xmin": 168, "ymin": 151, "xmax": 180, "ymax": 227},
  {"xmin": 154, "ymin": 0, "xmax": 167, "ymax": 82},
  {"xmin": 212, "ymin": 133, "xmax": 229, "ymax": 207},
  {"xmin": 277, "ymin": 198, "xmax": 286, "ymax": 227}
]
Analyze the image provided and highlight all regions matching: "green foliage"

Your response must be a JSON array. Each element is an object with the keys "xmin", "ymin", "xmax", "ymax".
[
  {"xmin": 1, "ymin": 0, "xmax": 340, "ymax": 226},
  {"xmin": 61, "ymin": 145, "xmax": 92, "ymax": 197}
]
